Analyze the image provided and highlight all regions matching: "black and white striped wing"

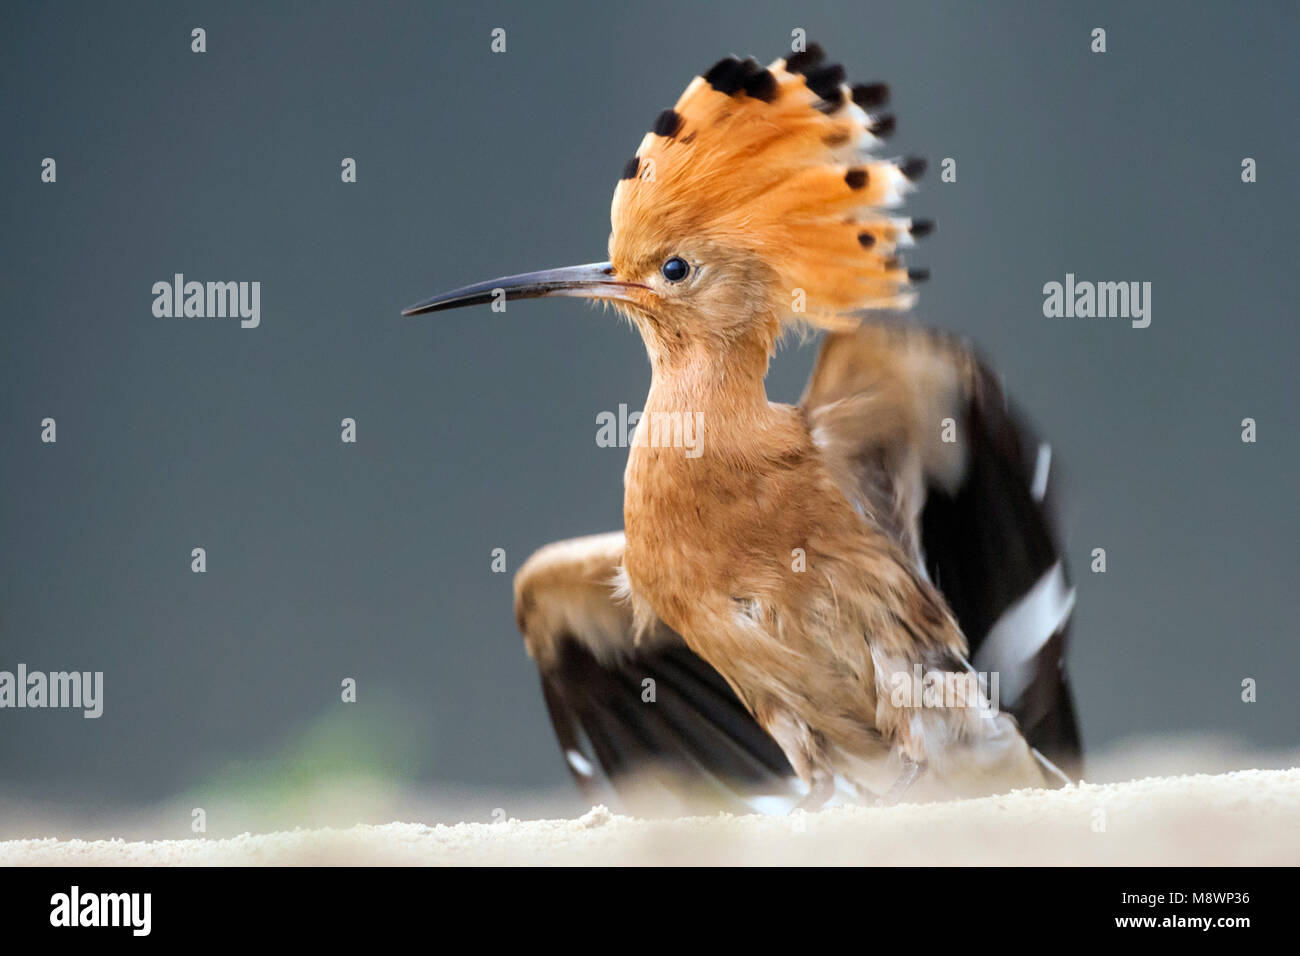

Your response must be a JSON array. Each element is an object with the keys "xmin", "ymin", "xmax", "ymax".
[
  {"xmin": 513, "ymin": 533, "xmax": 797, "ymax": 815},
  {"xmin": 803, "ymin": 324, "xmax": 1083, "ymax": 777}
]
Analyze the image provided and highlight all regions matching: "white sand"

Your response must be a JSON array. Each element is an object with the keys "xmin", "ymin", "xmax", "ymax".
[{"xmin": 3, "ymin": 768, "xmax": 1297, "ymax": 866}]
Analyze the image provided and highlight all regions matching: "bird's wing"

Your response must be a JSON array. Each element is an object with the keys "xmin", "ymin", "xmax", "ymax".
[
  {"xmin": 513, "ymin": 532, "xmax": 798, "ymax": 814},
  {"xmin": 801, "ymin": 323, "xmax": 1082, "ymax": 775}
]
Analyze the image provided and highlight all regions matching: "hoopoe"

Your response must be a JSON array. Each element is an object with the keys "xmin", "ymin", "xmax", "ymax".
[{"xmin": 405, "ymin": 44, "xmax": 1080, "ymax": 814}]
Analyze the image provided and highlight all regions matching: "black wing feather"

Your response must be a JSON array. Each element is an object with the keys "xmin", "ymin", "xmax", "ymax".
[
  {"xmin": 919, "ymin": 366, "xmax": 1082, "ymax": 776},
  {"xmin": 540, "ymin": 632, "xmax": 796, "ymax": 815}
]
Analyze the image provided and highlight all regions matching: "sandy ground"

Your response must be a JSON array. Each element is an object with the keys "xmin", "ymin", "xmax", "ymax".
[{"xmin": 3, "ymin": 767, "xmax": 1297, "ymax": 866}]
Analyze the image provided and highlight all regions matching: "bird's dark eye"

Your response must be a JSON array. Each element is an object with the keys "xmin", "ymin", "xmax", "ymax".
[{"xmin": 661, "ymin": 256, "xmax": 690, "ymax": 282}]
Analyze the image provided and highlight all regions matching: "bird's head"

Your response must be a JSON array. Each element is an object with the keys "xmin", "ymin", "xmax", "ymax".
[{"xmin": 405, "ymin": 45, "xmax": 931, "ymax": 365}]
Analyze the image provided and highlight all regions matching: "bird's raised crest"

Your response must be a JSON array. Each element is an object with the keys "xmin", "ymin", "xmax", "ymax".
[{"xmin": 611, "ymin": 44, "xmax": 931, "ymax": 329}]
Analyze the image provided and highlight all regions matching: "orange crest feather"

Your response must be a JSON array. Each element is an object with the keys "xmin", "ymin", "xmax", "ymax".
[{"xmin": 610, "ymin": 45, "xmax": 931, "ymax": 329}]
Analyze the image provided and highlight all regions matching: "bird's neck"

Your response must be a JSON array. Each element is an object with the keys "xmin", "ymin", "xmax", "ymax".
[
  {"xmin": 643, "ymin": 336, "xmax": 772, "ymax": 425},
  {"xmin": 624, "ymin": 334, "xmax": 796, "ymax": 507},
  {"xmin": 621, "ymin": 334, "xmax": 810, "ymax": 633}
]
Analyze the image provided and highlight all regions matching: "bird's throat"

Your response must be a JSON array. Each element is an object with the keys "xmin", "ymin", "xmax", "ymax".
[
  {"xmin": 620, "ymin": 333, "xmax": 808, "ymax": 627},
  {"xmin": 639, "ymin": 337, "xmax": 773, "ymax": 456}
]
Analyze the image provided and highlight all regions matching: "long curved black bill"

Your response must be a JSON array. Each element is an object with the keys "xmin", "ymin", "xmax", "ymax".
[{"xmin": 402, "ymin": 261, "xmax": 641, "ymax": 316}]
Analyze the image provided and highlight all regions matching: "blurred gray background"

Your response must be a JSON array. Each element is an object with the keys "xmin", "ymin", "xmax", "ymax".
[{"xmin": 2, "ymin": 1, "xmax": 1297, "ymax": 828}]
